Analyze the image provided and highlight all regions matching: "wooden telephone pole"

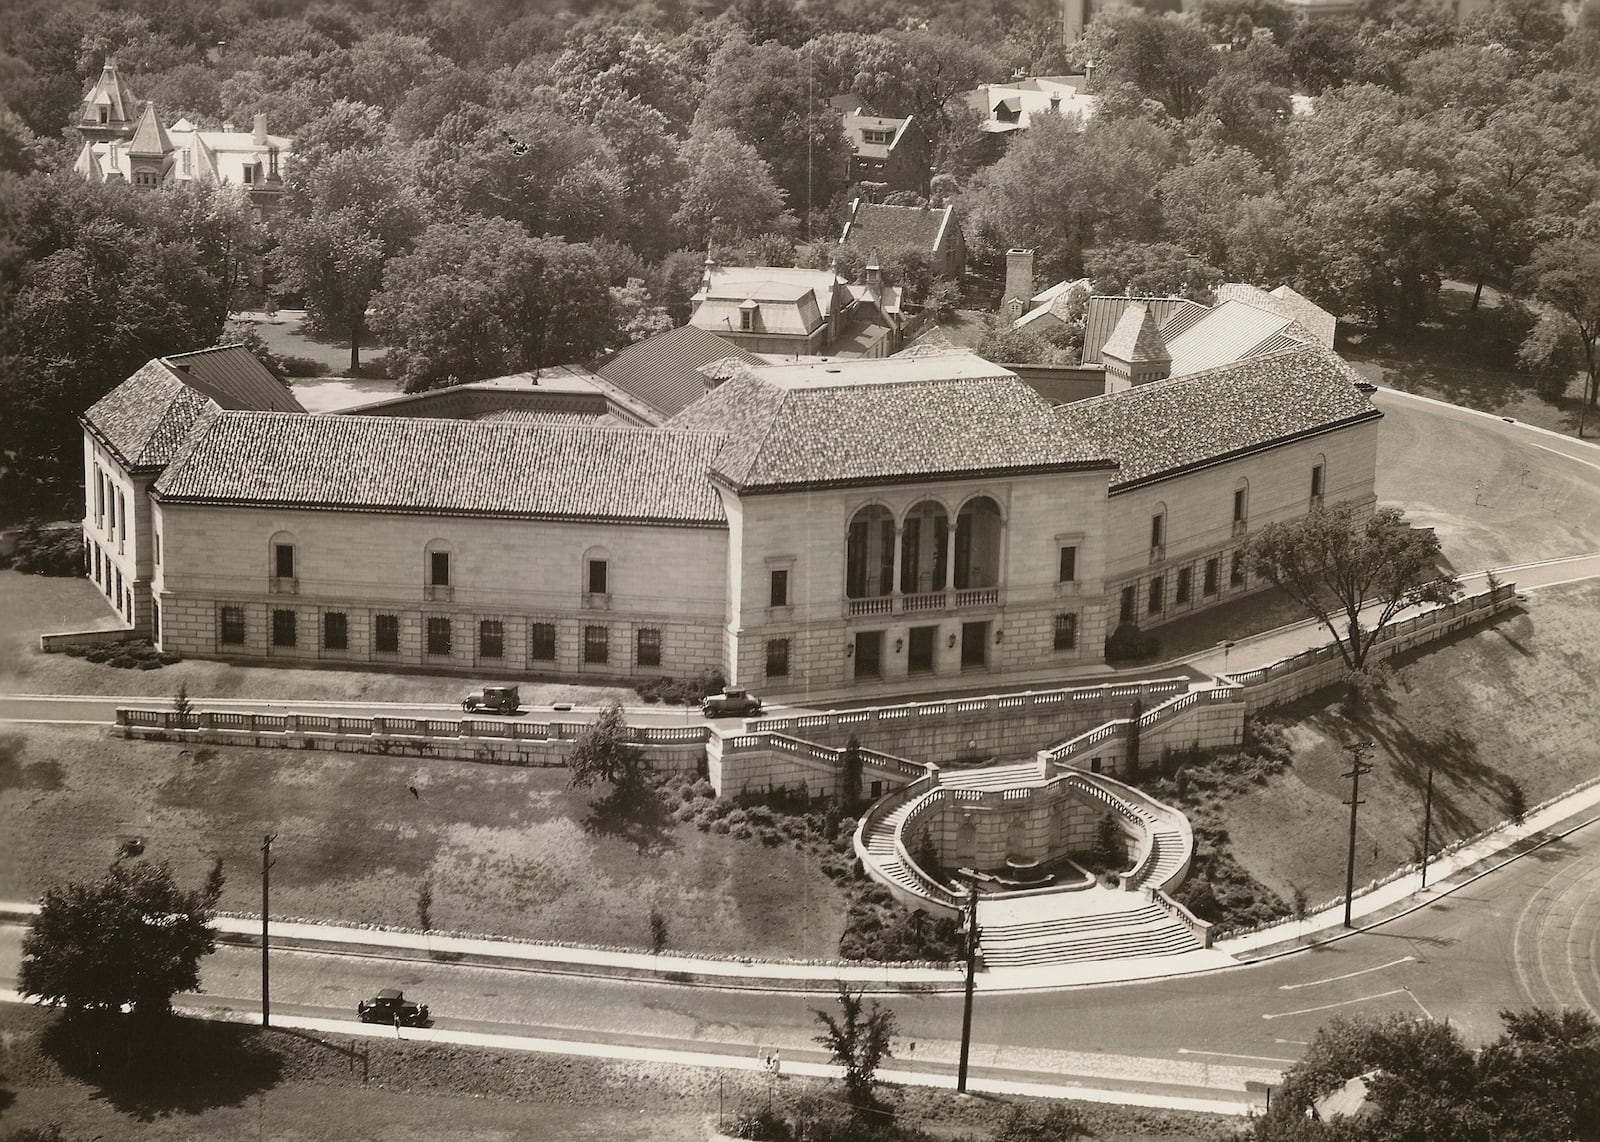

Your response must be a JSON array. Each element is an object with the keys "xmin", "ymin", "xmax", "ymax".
[
  {"xmin": 957, "ymin": 884, "xmax": 981, "ymax": 1093},
  {"xmin": 1342, "ymin": 744, "xmax": 1375, "ymax": 929}
]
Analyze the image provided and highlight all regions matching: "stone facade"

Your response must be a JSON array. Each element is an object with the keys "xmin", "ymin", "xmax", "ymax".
[{"xmin": 82, "ymin": 434, "xmax": 154, "ymax": 636}]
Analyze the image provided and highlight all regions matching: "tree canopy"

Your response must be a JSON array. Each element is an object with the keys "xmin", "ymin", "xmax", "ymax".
[{"xmin": 20, "ymin": 859, "xmax": 223, "ymax": 1016}]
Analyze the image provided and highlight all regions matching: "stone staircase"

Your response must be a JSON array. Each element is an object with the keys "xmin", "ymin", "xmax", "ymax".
[
  {"xmin": 1134, "ymin": 828, "xmax": 1188, "ymax": 888},
  {"xmin": 978, "ymin": 901, "xmax": 1201, "ymax": 967},
  {"xmin": 861, "ymin": 798, "xmax": 925, "ymax": 898},
  {"xmin": 940, "ymin": 761, "xmax": 1042, "ymax": 791}
]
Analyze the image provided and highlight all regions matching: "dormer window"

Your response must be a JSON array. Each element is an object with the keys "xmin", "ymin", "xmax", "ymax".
[
  {"xmin": 861, "ymin": 127, "xmax": 893, "ymax": 145},
  {"xmin": 738, "ymin": 299, "xmax": 758, "ymax": 332},
  {"xmin": 99, "ymin": 107, "xmax": 108, "ymax": 124}
]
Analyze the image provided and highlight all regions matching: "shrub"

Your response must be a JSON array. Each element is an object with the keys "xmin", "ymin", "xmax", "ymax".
[
  {"xmin": 1104, "ymin": 622, "xmax": 1160, "ymax": 663},
  {"xmin": 6, "ymin": 522, "xmax": 83, "ymax": 576},
  {"xmin": 137, "ymin": 659, "xmax": 162, "ymax": 670},
  {"xmin": 64, "ymin": 645, "xmax": 90, "ymax": 658},
  {"xmin": 727, "ymin": 1107, "xmax": 791, "ymax": 1141},
  {"xmin": 278, "ymin": 354, "xmax": 330, "ymax": 378},
  {"xmin": 109, "ymin": 654, "xmax": 139, "ymax": 668}
]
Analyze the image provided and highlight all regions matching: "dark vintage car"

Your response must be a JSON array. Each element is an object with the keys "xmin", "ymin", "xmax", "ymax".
[
  {"xmin": 462, "ymin": 684, "xmax": 521, "ymax": 715},
  {"xmin": 701, "ymin": 687, "xmax": 764, "ymax": 718},
  {"xmin": 357, "ymin": 988, "xmax": 431, "ymax": 1026}
]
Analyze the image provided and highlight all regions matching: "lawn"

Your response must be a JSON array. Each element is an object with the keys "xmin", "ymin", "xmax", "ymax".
[
  {"xmin": 0, "ymin": 1004, "xmax": 1237, "ymax": 1142},
  {"xmin": 236, "ymin": 309, "xmax": 390, "ymax": 378},
  {"xmin": 1215, "ymin": 580, "xmax": 1600, "ymax": 911},
  {"xmin": 0, "ymin": 726, "xmax": 846, "ymax": 960}
]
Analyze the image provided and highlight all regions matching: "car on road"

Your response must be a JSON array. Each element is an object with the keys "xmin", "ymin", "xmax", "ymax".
[
  {"xmin": 462, "ymin": 684, "xmax": 521, "ymax": 715},
  {"xmin": 357, "ymin": 988, "xmax": 430, "ymax": 1026},
  {"xmin": 701, "ymin": 687, "xmax": 764, "ymax": 718}
]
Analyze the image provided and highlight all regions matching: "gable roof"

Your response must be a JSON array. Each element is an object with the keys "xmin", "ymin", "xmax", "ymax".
[
  {"xmin": 595, "ymin": 326, "xmax": 765, "ymax": 419},
  {"xmin": 839, "ymin": 201, "xmax": 954, "ymax": 254},
  {"xmin": 1058, "ymin": 344, "xmax": 1380, "ymax": 490},
  {"xmin": 842, "ymin": 110, "xmax": 912, "ymax": 158},
  {"xmin": 667, "ymin": 353, "xmax": 1114, "ymax": 492},
  {"xmin": 154, "ymin": 414, "xmax": 729, "ymax": 526},
  {"xmin": 1164, "ymin": 299, "xmax": 1311, "ymax": 377},
  {"xmin": 1214, "ymin": 282, "xmax": 1338, "ymax": 349},
  {"xmin": 82, "ymin": 347, "xmax": 303, "ymax": 472}
]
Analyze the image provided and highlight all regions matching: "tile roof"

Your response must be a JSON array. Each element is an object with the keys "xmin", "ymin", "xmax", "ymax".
[
  {"xmin": 840, "ymin": 202, "xmax": 953, "ymax": 254},
  {"xmin": 1058, "ymin": 344, "xmax": 1380, "ymax": 490},
  {"xmin": 668, "ymin": 354, "xmax": 1114, "ymax": 491},
  {"xmin": 595, "ymin": 326, "xmax": 765, "ymax": 418},
  {"xmin": 1100, "ymin": 303, "xmax": 1169, "ymax": 364},
  {"xmin": 153, "ymin": 413, "xmax": 729, "ymax": 525},
  {"xmin": 82, "ymin": 347, "xmax": 303, "ymax": 471}
]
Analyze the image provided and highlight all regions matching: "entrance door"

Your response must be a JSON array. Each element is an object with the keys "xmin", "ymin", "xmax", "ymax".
[
  {"xmin": 855, "ymin": 630, "xmax": 883, "ymax": 679},
  {"xmin": 907, "ymin": 626, "xmax": 936, "ymax": 674},
  {"xmin": 961, "ymin": 620, "xmax": 988, "ymax": 670}
]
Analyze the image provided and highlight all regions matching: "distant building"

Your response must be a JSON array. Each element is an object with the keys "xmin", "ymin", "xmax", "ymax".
[
  {"xmin": 963, "ymin": 76, "xmax": 1098, "ymax": 136},
  {"xmin": 840, "ymin": 109, "xmax": 931, "ymax": 195},
  {"xmin": 688, "ymin": 258, "xmax": 905, "ymax": 359},
  {"xmin": 595, "ymin": 326, "xmax": 766, "ymax": 420},
  {"xmin": 840, "ymin": 199, "xmax": 966, "ymax": 281},
  {"xmin": 71, "ymin": 59, "xmax": 291, "ymax": 221}
]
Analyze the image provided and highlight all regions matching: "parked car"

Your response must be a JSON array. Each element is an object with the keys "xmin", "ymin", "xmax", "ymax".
[
  {"xmin": 702, "ymin": 687, "xmax": 764, "ymax": 718},
  {"xmin": 357, "ymin": 988, "xmax": 430, "ymax": 1026},
  {"xmin": 462, "ymin": 684, "xmax": 520, "ymax": 714}
]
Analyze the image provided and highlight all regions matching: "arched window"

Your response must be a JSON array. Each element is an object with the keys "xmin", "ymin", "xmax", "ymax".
[
  {"xmin": 845, "ymin": 505, "xmax": 894, "ymax": 599},
  {"xmin": 1232, "ymin": 480, "xmax": 1249, "ymax": 531},
  {"xmin": 1310, "ymin": 454, "xmax": 1327, "ymax": 503},
  {"xmin": 954, "ymin": 496, "xmax": 1002, "ymax": 590},
  {"xmin": 900, "ymin": 500, "xmax": 949, "ymax": 595}
]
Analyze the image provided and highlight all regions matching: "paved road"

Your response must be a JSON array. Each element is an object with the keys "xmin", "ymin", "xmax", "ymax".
[{"xmin": 6, "ymin": 810, "xmax": 1595, "ymax": 1106}]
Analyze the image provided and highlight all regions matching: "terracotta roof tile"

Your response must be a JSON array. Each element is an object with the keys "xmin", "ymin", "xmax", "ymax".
[
  {"xmin": 1058, "ymin": 344, "xmax": 1379, "ymax": 489},
  {"xmin": 84, "ymin": 362, "xmax": 218, "ymax": 470},
  {"xmin": 153, "ymin": 413, "xmax": 728, "ymax": 525}
]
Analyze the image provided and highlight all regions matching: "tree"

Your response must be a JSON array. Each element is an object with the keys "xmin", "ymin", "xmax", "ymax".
[
  {"xmin": 671, "ymin": 126, "xmax": 793, "ymax": 247},
  {"xmin": 1519, "ymin": 237, "xmax": 1600, "ymax": 436},
  {"xmin": 172, "ymin": 682, "xmax": 195, "ymax": 730},
  {"xmin": 811, "ymin": 983, "xmax": 896, "ymax": 1116},
  {"xmin": 1083, "ymin": 241, "xmax": 1223, "ymax": 302},
  {"xmin": 1081, "ymin": 8, "xmax": 1220, "ymax": 121},
  {"xmin": 648, "ymin": 906, "xmax": 669, "ymax": 954},
  {"xmin": 567, "ymin": 700, "xmax": 649, "ymax": 803},
  {"xmin": 840, "ymin": 732, "xmax": 863, "ymax": 810},
  {"xmin": 19, "ymin": 861, "xmax": 220, "ymax": 1016},
  {"xmin": 417, "ymin": 878, "xmax": 433, "ymax": 932},
  {"xmin": 1247, "ymin": 502, "xmax": 1461, "ymax": 676}
]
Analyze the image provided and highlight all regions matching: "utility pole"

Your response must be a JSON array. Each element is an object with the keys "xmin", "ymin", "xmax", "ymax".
[
  {"xmin": 957, "ymin": 883, "xmax": 980, "ymax": 1093},
  {"xmin": 1342, "ymin": 743, "xmax": 1374, "ymax": 929},
  {"xmin": 261, "ymin": 833, "xmax": 276, "ymax": 1027},
  {"xmin": 1419, "ymin": 767, "xmax": 1435, "ymax": 891}
]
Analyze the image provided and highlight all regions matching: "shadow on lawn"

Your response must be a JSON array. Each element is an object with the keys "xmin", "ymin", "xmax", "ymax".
[
  {"xmin": 40, "ymin": 1012, "xmax": 282, "ymax": 1121},
  {"xmin": 582, "ymin": 784, "xmax": 678, "ymax": 855}
]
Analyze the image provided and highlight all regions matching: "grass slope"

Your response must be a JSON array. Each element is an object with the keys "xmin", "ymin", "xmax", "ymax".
[{"xmin": 0, "ymin": 727, "xmax": 845, "ymax": 959}]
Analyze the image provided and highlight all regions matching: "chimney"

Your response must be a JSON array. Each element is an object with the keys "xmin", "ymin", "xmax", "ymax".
[
  {"xmin": 865, "ymin": 254, "xmax": 882, "ymax": 289},
  {"xmin": 252, "ymin": 113, "xmax": 267, "ymax": 145},
  {"xmin": 1004, "ymin": 248, "xmax": 1035, "ymax": 308}
]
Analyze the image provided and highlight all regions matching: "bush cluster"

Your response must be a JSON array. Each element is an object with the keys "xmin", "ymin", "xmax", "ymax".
[
  {"xmin": 1, "ymin": 523, "xmax": 81, "ymax": 576},
  {"xmin": 634, "ymin": 668, "xmax": 727, "ymax": 705},
  {"xmin": 1103, "ymin": 622, "xmax": 1161, "ymax": 663},
  {"xmin": 64, "ymin": 639, "xmax": 182, "ymax": 670}
]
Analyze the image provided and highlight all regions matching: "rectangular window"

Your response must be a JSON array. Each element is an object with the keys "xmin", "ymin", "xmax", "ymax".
[
  {"xmin": 587, "ymin": 559, "xmax": 608, "ymax": 595},
  {"xmin": 272, "ymin": 608, "xmax": 296, "ymax": 647},
  {"xmin": 274, "ymin": 543, "xmax": 295, "ymax": 579},
  {"xmin": 1119, "ymin": 585, "xmax": 1136, "ymax": 622},
  {"xmin": 1053, "ymin": 612, "xmax": 1078, "ymax": 651},
  {"xmin": 636, "ymin": 627, "xmax": 661, "ymax": 667},
  {"xmin": 1150, "ymin": 513, "xmax": 1164, "ymax": 549},
  {"xmin": 530, "ymin": 622, "xmax": 556, "ymax": 661},
  {"xmin": 430, "ymin": 551, "xmax": 450, "ymax": 586},
  {"xmin": 220, "ymin": 605, "xmax": 245, "ymax": 645},
  {"xmin": 769, "ymin": 568, "xmax": 789, "ymax": 607},
  {"xmin": 242, "ymin": 165, "xmax": 254, "ymax": 184},
  {"xmin": 766, "ymin": 638, "xmax": 790, "ymax": 678},
  {"xmin": 1230, "ymin": 551, "xmax": 1246, "ymax": 587},
  {"xmin": 1311, "ymin": 463, "xmax": 1325, "ymax": 499},
  {"xmin": 426, "ymin": 617, "xmax": 451, "ymax": 656},
  {"xmin": 1147, "ymin": 576, "xmax": 1164, "ymax": 615},
  {"xmin": 740, "ymin": 308, "xmax": 755, "ymax": 332},
  {"xmin": 374, "ymin": 613, "xmax": 399, "ymax": 653},
  {"xmin": 324, "ymin": 611, "xmax": 347, "ymax": 651},
  {"xmin": 1233, "ymin": 488, "xmax": 1247, "ymax": 523},
  {"xmin": 1176, "ymin": 567, "xmax": 1192, "ymax": 604},
  {"xmin": 583, "ymin": 625, "xmax": 608, "ymax": 664},
  {"xmin": 1058, "ymin": 545, "xmax": 1077, "ymax": 583},
  {"xmin": 1204, "ymin": 557, "xmax": 1219, "ymax": 595},
  {"xmin": 479, "ymin": 619, "xmax": 504, "ymax": 659}
]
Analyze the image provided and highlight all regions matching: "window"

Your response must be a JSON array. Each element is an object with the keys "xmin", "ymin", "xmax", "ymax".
[
  {"xmin": 154, "ymin": 531, "xmax": 161, "ymax": 564},
  {"xmin": 324, "ymin": 612, "xmax": 347, "ymax": 651},
  {"xmin": 769, "ymin": 568, "xmax": 789, "ymax": 607},
  {"xmin": 1311, "ymin": 463, "xmax": 1325, "ymax": 499},
  {"xmin": 1119, "ymin": 585, "xmax": 1136, "ymax": 622},
  {"xmin": 220, "ymin": 606, "xmax": 245, "ymax": 645},
  {"xmin": 98, "ymin": 107, "xmax": 108, "ymax": 124},
  {"xmin": 430, "ymin": 551, "xmax": 450, "ymax": 586},
  {"xmin": 242, "ymin": 165, "xmax": 254, "ymax": 184},
  {"xmin": 587, "ymin": 559, "xmax": 608, "ymax": 595},
  {"xmin": 479, "ymin": 619, "xmax": 504, "ymax": 659},
  {"xmin": 1147, "ymin": 576, "xmax": 1164, "ymax": 615},
  {"xmin": 426, "ymin": 617, "xmax": 452, "ymax": 656},
  {"xmin": 152, "ymin": 602, "xmax": 161, "ymax": 643},
  {"xmin": 1233, "ymin": 487, "xmax": 1248, "ymax": 524},
  {"xmin": 274, "ymin": 543, "xmax": 295, "ymax": 580},
  {"xmin": 636, "ymin": 628, "xmax": 661, "ymax": 667},
  {"xmin": 374, "ymin": 613, "xmax": 399, "ymax": 653},
  {"xmin": 1176, "ymin": 567, "xmax": 1192, "ymax": 604},
  {"xmin": 1150, "ymin": 513, "xmax": 1165, "ymax": 549},
  {"xmin": 1204, "ymin": 557, "xmax": 1219, "ymax": 595},
  {"xmin": 739, "ymin": 305, "xmax": 756, "ymax": 332},
  {"xmin": 1053, "ymin": 613, "xmax": 1078, "ymax": 651},
  {"xmin": 766, "ymin": 638, "xmax": 790, "ymax": 678},
  {"xmin": 272, "ymin": 608, "xmax": 296, "ymax": 647},
  {"xmin": 530, "ymin": 622, "xmax": 556, "ymax": 661},
  {"xmin": 1230, "ymin": 551, "xmax": 1246, "ymax": 587},
  {"xmin": 583, "ymin": 625, "xmax": 608, "ymax": 664},
  {"xmin": 1058, "ymin": 545, "xmax": 1077, "ymax": 583}
]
